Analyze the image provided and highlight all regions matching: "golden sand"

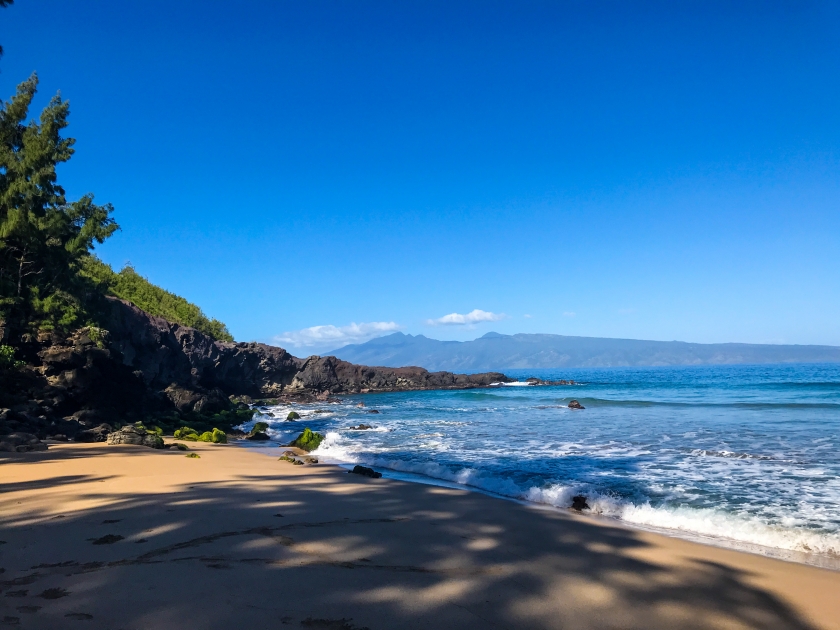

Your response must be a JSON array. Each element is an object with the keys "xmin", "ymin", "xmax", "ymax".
[{"xmin": 1, "ymin": 442, "xmax": 838, "ymax": 629}]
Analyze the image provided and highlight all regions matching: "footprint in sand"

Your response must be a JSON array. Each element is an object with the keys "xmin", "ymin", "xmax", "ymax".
[
  {"xmin": 15, "ymin": 606, "xmax": 40, "ymax": 614},
  {"xmin": 4, "ymin": 591, "xmax": 27, "ymax": 598},
  {"xmin": 91, "ymin": 534, "xmax": 123, "ymax": 545},
  {"xmin": 65, "ymin": 613, "xmax": 93, "ymax": 620}
]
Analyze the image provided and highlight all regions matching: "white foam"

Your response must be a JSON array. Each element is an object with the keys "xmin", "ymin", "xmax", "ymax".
[
  {"xmin": 493, "ymin": 381, "xmax": 536, "ymax": 387},
  {"xmin": 313, "ymin": 433, "xmax": 840, "ymax": 558}
]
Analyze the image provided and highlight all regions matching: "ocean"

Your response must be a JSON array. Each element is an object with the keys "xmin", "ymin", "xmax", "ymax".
[{"xmin": 243, "ymin": 363, "xmax": 840, "ymax": 567}]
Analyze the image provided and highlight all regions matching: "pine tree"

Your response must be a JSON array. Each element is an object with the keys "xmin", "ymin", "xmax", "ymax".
[{"xmin": 0, "ymin": 74, "xmax": 118, "ymax": 334}]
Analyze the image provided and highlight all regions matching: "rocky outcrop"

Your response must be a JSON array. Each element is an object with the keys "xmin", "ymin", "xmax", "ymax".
[
  {"xmin": 0, "ymin": 298, "xmax": 513, "ymax": 441},
  {"xmin": 568, "ymin": 400, "xmax": 585, "ymax": 409}
]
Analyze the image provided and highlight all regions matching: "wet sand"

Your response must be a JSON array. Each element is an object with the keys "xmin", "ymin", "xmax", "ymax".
[{"xmin": 1, "ymin": 442, "xmax": 839, "ymax": 629}]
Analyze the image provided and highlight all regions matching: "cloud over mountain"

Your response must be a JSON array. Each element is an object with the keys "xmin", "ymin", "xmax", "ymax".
[
  {"xmin": 274, "ymin": 321, "xmax": 401, "ymax": 350},
  {"xmin": 426, "ymin": 309, "xmax": 506, "ymax": 326}
]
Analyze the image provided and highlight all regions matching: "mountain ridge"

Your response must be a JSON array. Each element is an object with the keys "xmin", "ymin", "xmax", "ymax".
[{"xmin": 328, "ymin": 332, "xmax": 840, "ymax": 372}]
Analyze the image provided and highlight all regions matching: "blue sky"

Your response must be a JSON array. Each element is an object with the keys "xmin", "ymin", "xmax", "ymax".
[{"xmin": 2, "ymin": 1, "xmax": 839, "ymax": 353}]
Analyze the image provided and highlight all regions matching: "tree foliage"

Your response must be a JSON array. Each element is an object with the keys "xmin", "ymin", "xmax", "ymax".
[
  {"xmin": 0, "ymin": 74, "xmax": 233, "ymax": 342},
  {"xmin": 80, "ymin": 256, "xmax": 233, "ymax": 341},
  {"xmin": 0, "ymin": 74, "xmax": 118, "ymax": 332}
]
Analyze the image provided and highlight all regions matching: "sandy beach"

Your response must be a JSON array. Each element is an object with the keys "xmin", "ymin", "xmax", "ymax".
[{"xmin": 2, "ymin": 442, "xmax": 839, "ymax": 630}]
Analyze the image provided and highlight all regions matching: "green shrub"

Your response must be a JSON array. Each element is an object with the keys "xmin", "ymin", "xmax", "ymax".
[
  {"xmin": 0, "ymin": 345, "xmax": 24, "ymax": 372},
  {"xmin": 289, "ymin": 428, "xmax": 324, "ymax": 452},
  {"xmin": 286, "ymin": 411, "xmax": 301, "ymax": 421}
]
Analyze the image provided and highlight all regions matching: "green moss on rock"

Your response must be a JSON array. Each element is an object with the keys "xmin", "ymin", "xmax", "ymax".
[
  {"xmin": 286, "ymin": 411, "xmax": 301, "ymax": 421},
  {"xmin": 250, "ymin": 422, "xmax": 269, "ymax": 435},
  {"xmin": 196, "ymin": 428, "xmax": 227, "ymax": 443},
  {"xmin": 174, "ymin": 426, "xmax": 199, "ymax": 441},
  {"xmin": 289, "ymin": 428, "xmax": 324, "ymax": 452}
]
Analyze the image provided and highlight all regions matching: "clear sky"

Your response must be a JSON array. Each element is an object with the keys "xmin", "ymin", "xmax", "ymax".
[{"xmin": 2, "ymin": 1, "xmax": 839, "ymax": 353}]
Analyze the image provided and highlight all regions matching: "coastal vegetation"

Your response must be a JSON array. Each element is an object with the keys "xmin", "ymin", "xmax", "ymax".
[
  {"xmin": 80, "ymin": 257, "xmax": 232, "ymax": 341},
  {"xmin": 0, "ymin": 74, "xmax": 232, "ymax": 341}
]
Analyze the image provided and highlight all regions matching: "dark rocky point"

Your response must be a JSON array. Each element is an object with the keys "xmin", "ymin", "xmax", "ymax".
[
  {"xmin": 568, "ymin": 400, "xmax": 585, "ymax": 409},
  {"xmin": 0, "ymin": 298, "xmax": 513, "ymax": 442}
]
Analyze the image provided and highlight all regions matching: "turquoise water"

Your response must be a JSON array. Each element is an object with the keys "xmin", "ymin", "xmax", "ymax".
[{"xmin": 245, "ymin": 363, "xmax": 840, "ymax": 562}]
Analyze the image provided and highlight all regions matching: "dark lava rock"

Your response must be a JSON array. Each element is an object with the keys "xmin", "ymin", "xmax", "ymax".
[
  {"xmin": 246, "ymin": 431, "xmax": 270, "ymax": 441},
  {"xmin": 568, "ymin": 400, "xmax": 585, "ymax": 410},
  {"xmin": 366, "ymin": 409, "xmax": 380, "ymax": 414},
  {"xmin": 351, "ymin": 424, "xmax": 373, "ymax": 430},
  {"xmin": 0, "ymin": 433, "xmax": 47, "ymax": 453},
  {"xmin": 571, "ymin": 495, "xmax": 590, "ymax": 511},
  {"xmin": 350, "ymin": 465, "xmax": 382, "ymax": 479}
]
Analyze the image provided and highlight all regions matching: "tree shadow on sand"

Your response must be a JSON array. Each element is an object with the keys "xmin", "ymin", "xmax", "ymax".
[{"xmin": 0, "ymin": 447, "xmax": 827, "ymax": 630}]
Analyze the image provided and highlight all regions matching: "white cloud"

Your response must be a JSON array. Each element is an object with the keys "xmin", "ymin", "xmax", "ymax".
[
  {"xmin": 426, "ymin": 309, "xmax": 507, "ymax": 326},
  {"xmin": 523, "ymin": 314, "xmax": 533, "ymax": 319},
  {"xmin": 274, "ymin": 321, "xmax": 401, "ymax": 350},
  {"xmin": 563, "ymin": 311, "xmax": 576, "ymax": 317}
]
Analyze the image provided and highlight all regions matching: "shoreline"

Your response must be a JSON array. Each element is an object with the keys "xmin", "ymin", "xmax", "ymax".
[
  {"xmin": 4, "ymin": 442, "xmax": 839, "ymax": 629},
  {"xmin": 242, "ymin": 439, "xmax": 840, "ymax": 573}
]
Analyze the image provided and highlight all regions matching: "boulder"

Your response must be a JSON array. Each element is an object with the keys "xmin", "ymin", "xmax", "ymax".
[
  {"xmin": 106, "ymin": 426, "xmax": 164, "ymax": 449},
  {"xmin": 0, "ymin": 432, "xmax": 47, "ymax": 453},
  {"xmin": 250, "ymin": 422, "xmax": 269, "ymax": 435},
  {"xmin": 568, "ymin": 400, "xmax": 585, "ymax": 409},
  {"xmin": 351, "ymin": 424, "xmax": 373, "ymax": 430},
  {"xmin": 366, "ymin": 409, "xmax": 380, "ymax": 414},
  {"xmin": 75, "ymin": 423, "xmax": 113, "ymax": 443},
  {"xmin": 349, "ymin": 465, "xmax": 381, "ymax": 479},
  {"xmin": 246, "ymin": 432, "xmax": 270, "ymax": 441},
  {"xmin": 286, "ymin": 411, "xmax": 301, "ymax": 421},
  {"xmin": 571, "ymin": 495, "xmax": 590, "ymax": 511},
  {"xmin": 288, "ymin": 427, "xmax": 324, "ymax": 452}
]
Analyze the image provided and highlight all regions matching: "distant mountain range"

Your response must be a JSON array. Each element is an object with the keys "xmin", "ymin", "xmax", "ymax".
[{"xmin": 328, "ymin": 332, "xmax": 840, "ymax": 372}]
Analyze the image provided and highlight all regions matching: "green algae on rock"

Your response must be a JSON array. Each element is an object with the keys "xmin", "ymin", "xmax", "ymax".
[{"xmin": 289, "ymin": 428, "xmax": 324, "ymax": 452}]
